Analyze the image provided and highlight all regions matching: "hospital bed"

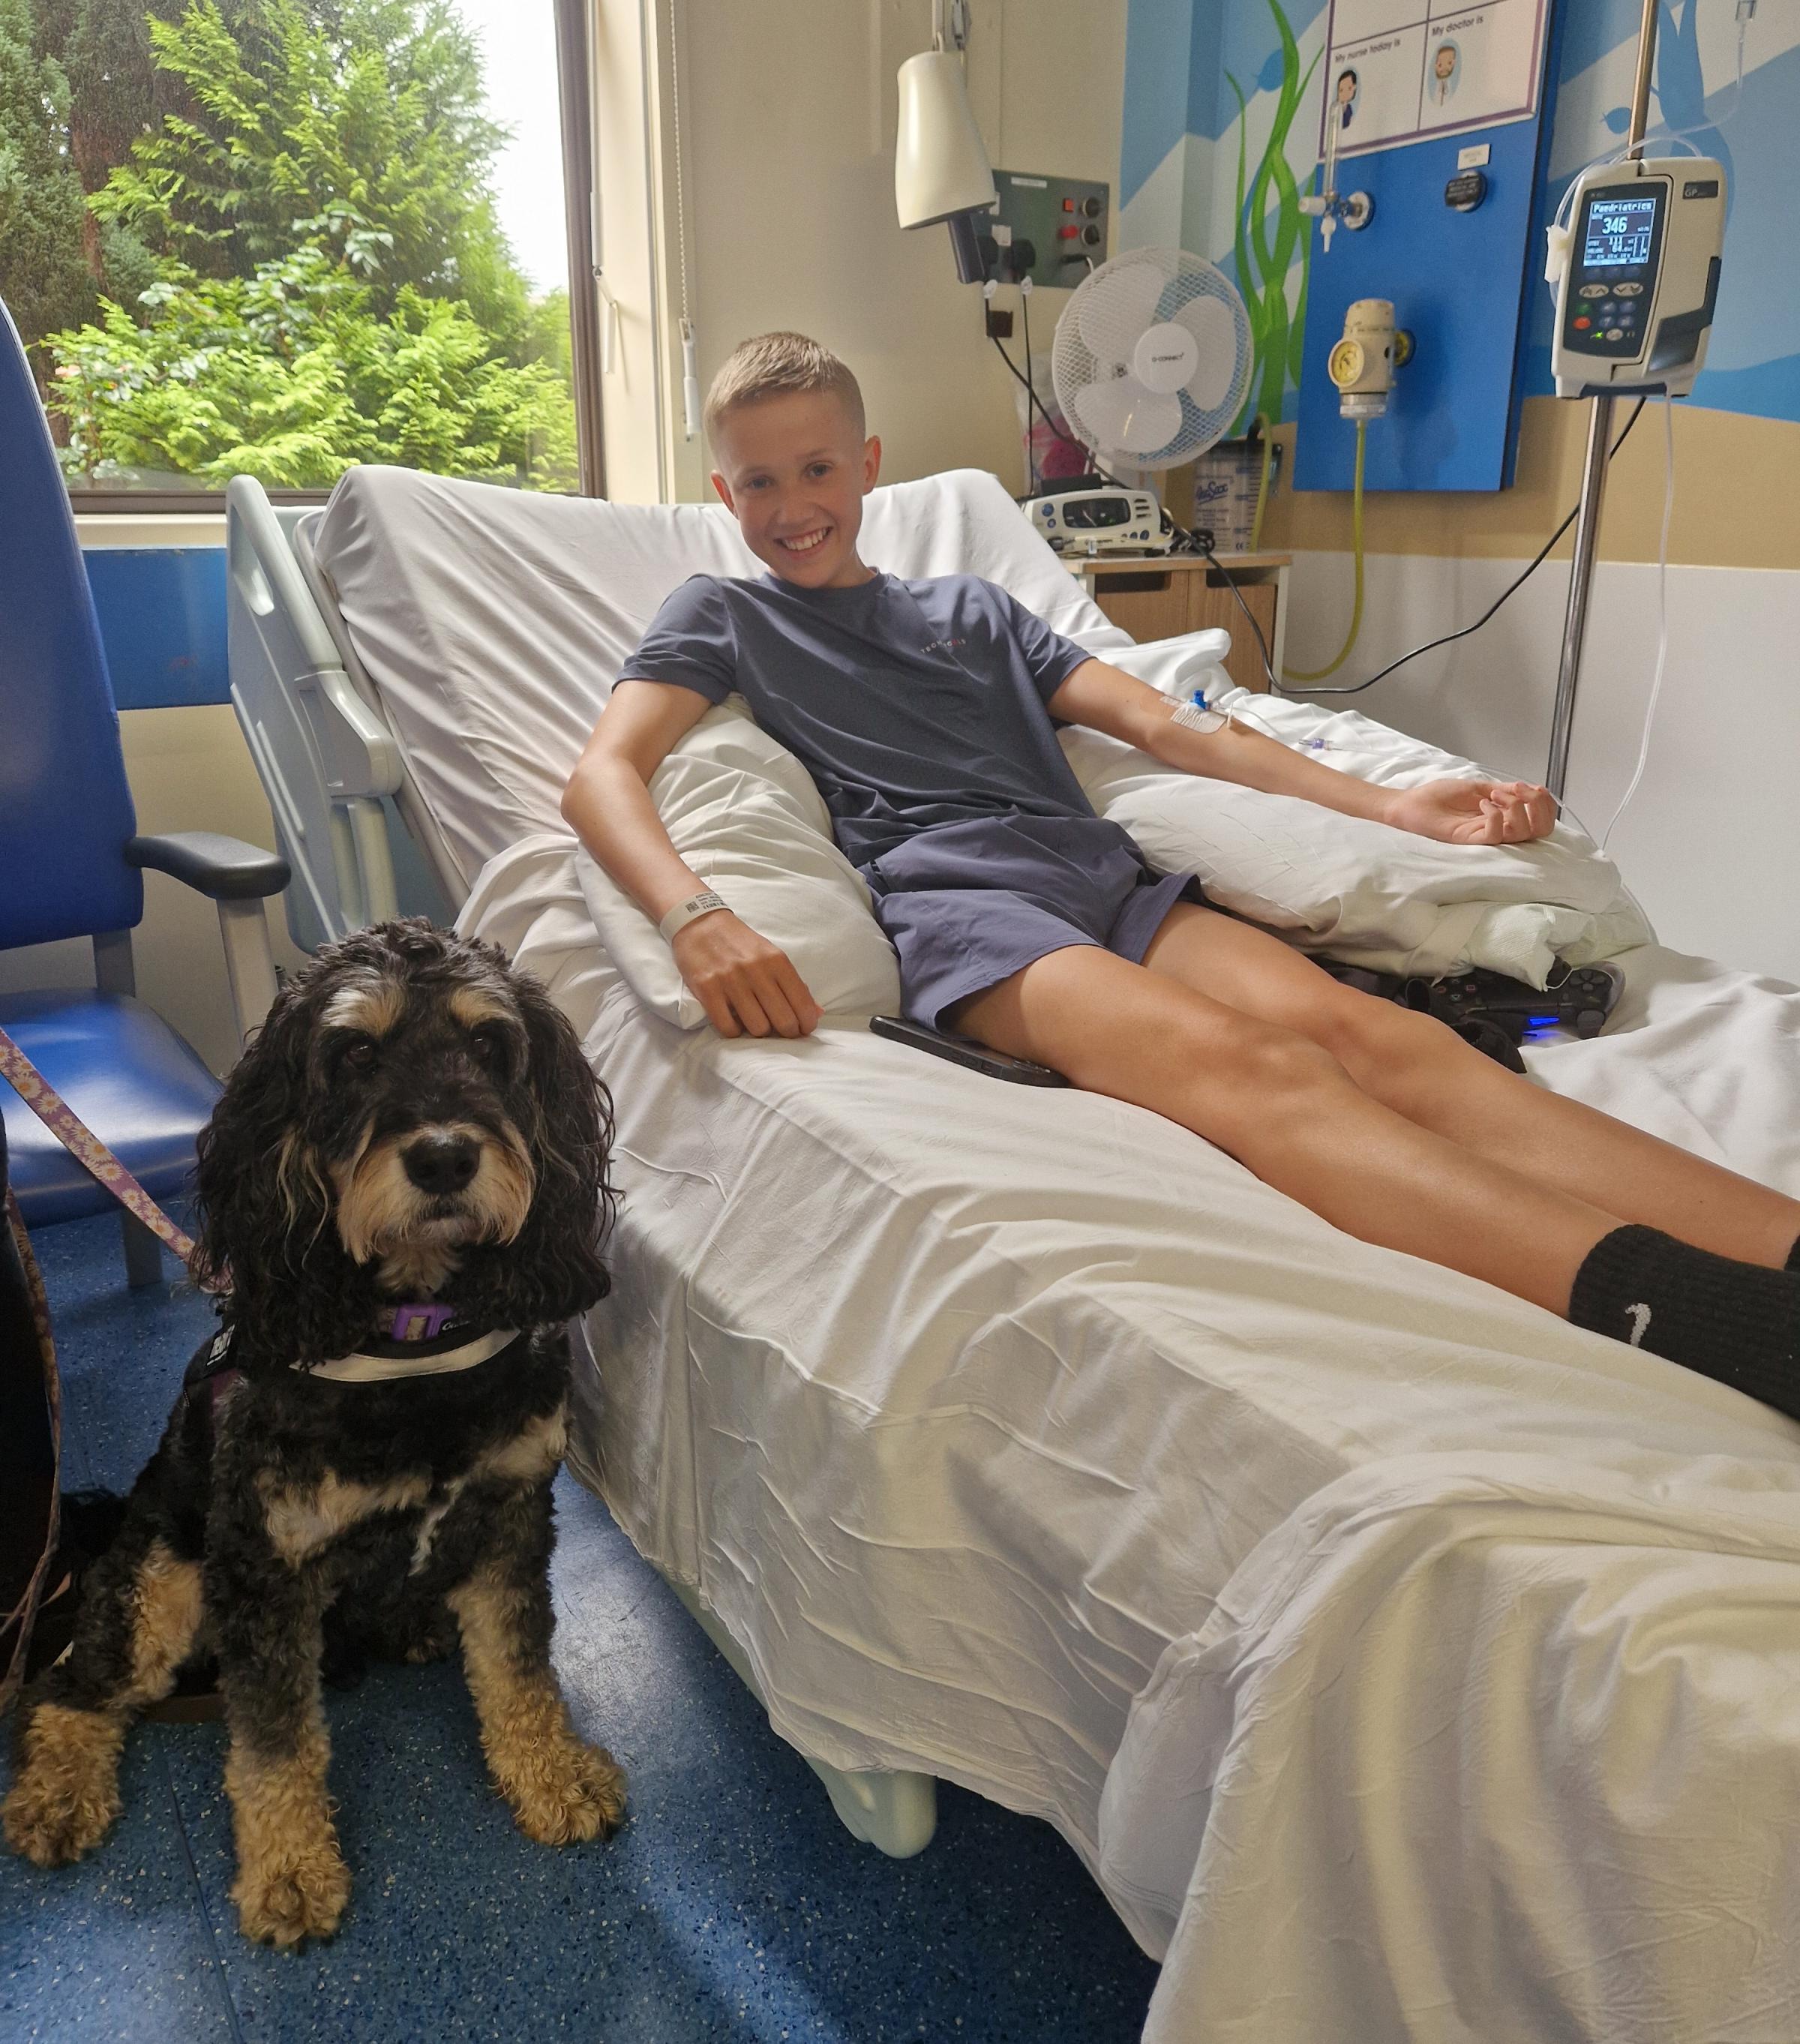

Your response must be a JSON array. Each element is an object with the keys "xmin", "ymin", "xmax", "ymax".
[{"xmin": 226, "ymin": 465, "xmax": 1800, "ymax": 2044}]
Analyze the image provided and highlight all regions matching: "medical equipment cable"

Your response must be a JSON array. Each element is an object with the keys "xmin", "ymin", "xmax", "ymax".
[
  {"xmin": 1598, "ymin": 392, "xmax": 1676, "ymax": 851},
  {"xmin": 1290, "ymin": 399, "xmax": 1646, "ymax": 697},
  {"xmin": 1021, "ymin": 279, "xmax": 1040, "ymax": 495},
  {"xmin": 1282, "ymin": 419, "xmax": 1366, "ymax": 682},
  {"xmin": 1192, "ymin": 534, "xmax": 1280, "ymax": 687},
  {"xmin": 1250, "ymin": 415, "xmax": 1273, "ymax": 552}
]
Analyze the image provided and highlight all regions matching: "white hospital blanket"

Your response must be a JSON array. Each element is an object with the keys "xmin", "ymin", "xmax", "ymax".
[{"xmin": 464, "ymin": 835, "xmax": 1800, "ymax": 2044}]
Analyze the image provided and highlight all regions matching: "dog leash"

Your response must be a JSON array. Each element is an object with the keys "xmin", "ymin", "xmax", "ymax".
[
  {"xmin": 0, "ymin": 1025, "xmax": 198, "ymax": 1269},
  {"xmin": 2, "ymin": 1187, "xmax": 62, "ymax": 1716}
]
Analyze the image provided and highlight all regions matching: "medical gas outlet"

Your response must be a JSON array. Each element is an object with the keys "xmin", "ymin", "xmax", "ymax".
[{"xmin": 1327, "ymin": 299, "xmax": 1411, "ymax": 419}]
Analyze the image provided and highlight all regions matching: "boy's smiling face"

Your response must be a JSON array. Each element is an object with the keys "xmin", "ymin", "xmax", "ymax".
[{"xmin": 710, "ymin": 389, "xmax": 882, "ymax": 590}]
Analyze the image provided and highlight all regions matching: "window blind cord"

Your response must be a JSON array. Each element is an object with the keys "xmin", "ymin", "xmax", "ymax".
[{"xmin": 667, "ymin": 0, "xmax": 698, "ymax": 437}]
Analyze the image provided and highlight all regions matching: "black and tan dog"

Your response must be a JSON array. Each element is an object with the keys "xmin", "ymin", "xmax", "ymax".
[{"xmin": 4, "ymin": 920, "xmax": 626, "ymax": 1947}]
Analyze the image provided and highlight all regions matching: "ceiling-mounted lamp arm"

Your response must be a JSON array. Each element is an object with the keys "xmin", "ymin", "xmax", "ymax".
[{"xmin": 895, "ymin": 3, "xmax": 995, "ymax": 281}]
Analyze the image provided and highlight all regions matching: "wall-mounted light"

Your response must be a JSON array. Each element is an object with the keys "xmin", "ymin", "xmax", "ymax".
[{"xmin": 894, "ymin": 2, "xmax": 996, "ymax": 282}]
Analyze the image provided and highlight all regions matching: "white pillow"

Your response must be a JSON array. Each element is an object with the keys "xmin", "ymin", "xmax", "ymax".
[
  {"xmin": 574, "ymin": 700, "xmax": 901, "ymax": 1028},
  {"xmin": 1060, "ymin": 674, "xmax": 1653, "ymax": 987}
]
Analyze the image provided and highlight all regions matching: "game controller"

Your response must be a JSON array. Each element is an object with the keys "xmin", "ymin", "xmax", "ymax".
[{"xmin": 1407, "ymin": 960, "xmax": 1624, "ymax": 1044}]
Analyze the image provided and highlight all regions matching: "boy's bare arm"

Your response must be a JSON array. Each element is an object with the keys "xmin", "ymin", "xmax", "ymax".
[
  {"xmin": 561, "ymin": 681, "xmax": 821, "ymax": 1038},
  {"xmin": 1046, "ymin": 658, "xmax": 1556, "ymax": 847}
]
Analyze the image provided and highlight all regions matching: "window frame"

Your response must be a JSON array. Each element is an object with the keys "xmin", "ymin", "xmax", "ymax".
[{"xmin": 53, "ymin": 0, "xmax": 606, "ymax": 515}]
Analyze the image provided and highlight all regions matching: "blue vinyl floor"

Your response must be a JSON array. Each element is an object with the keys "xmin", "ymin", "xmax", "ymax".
[{"xmin": 2, "ymin": 1214, "xmax": 1162, "ymax": 2042}]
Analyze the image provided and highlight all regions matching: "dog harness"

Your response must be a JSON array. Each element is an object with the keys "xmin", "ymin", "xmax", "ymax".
[{"xmin": 184, "ymin": 1306, "xmax": 524, "ymax": 1424}]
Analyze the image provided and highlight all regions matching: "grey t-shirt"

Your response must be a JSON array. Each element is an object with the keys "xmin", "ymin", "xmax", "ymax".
[{"xmin": 616, "ymin": 571, "xmax": 1098, "ymax": 869}]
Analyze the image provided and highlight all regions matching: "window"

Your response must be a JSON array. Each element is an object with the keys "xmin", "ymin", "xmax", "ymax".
[{"xmin": 0, "ymin": 0, "xmax": 585, "ymax": 497}]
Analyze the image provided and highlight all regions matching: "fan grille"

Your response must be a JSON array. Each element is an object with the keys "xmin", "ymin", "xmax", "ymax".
[{"xmin": 1051, "ymin": 250, "xmax": 1254, "ymax": 471}]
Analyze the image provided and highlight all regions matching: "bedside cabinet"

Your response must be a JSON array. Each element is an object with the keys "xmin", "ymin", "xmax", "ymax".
[{"xmin": 1069, "ymin": 553, "xmax": 1290, "ymax": 694}]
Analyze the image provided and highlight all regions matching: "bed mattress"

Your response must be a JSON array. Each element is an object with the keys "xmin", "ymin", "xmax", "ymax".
[{"xmin": 465, "ymin": 833, "xmax": 1800, "ymax": 2044}]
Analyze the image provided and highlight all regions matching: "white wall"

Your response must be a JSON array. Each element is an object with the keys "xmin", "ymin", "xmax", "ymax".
[
  {"xmin": 1280, "ymin": 550, "xmax": 1800, "ymax": 986},
  {"xmin": 631, "ymin": 0, "xmax": 1130, "ymax": 501}
]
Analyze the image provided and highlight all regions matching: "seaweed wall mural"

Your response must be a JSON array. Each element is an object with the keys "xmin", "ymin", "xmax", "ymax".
[
  {"xmin": 1223, "ymin": 0, "xmax": 1320, "ymax": 433},
  {"xmin": 1120, "ymin": 0, "xmax": 1800, "ymax": 430}
]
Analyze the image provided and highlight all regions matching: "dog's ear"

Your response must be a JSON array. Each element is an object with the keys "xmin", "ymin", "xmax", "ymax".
[
  {"xmin": 190, "ymin": 977, "xmax": 375, "ymax": 1364},
  {"xmin": 458, "ymin": 971, "xmax": 615, "ymax": 1328}
]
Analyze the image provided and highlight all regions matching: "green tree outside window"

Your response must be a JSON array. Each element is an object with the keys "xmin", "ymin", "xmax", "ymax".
[{"xmin": 0, "ymin": 0, "xmax": 576, "ymax": 491}]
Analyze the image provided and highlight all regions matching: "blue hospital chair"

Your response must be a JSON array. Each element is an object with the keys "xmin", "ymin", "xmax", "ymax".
[{"xmin": 0, "ymin": 297, "xmax": 290, "ymax": 1286}]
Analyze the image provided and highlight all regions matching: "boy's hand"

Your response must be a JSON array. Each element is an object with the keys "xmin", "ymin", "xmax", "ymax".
[
  {"xmin": 671, "ymin": 912, "xmax": 822, "ymax": 1038},
  {"xmin": 1383, "ymin": 778, "xmax": 1556, "ymax": 846}
]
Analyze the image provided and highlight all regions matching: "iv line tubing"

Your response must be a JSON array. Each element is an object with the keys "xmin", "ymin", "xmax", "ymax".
[
  {"xmin": 1598, "ymin": 392, "xmax": 1676, "ymax": 852},
  {"xmin": 1283, "ymin": 419, "xmax": 1365, "ymax": 682}
]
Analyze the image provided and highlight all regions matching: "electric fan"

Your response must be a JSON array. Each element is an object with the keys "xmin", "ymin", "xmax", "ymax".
[{"xmin": 1050, "ymin": 248, "xmax": 1254, "ymax": 475}]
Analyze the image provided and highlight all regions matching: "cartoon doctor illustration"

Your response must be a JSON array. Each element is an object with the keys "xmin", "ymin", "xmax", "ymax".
[{"xmin": 1432, "ymin": 41, "xmax": 1460, "ymax": 106}]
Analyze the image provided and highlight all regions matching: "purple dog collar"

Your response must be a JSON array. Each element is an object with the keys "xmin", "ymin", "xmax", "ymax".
[{"xmin": 380, "ymin": 1302, "xmax": 466, "ymax": 1341}]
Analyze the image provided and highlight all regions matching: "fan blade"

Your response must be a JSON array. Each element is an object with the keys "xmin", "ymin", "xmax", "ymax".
[
  {"xmin": 1070, "ymin": 377, "xmax": 1183, "ymax": 457},
  {"xmin": 1142, "ymin": 391, "xmax": 1208, "ymax": 467},
  {"xmin": 1172, "ymin": 294, "xmax": 1243, "ymax": 412},
  {"xmin": 1076, "ymin": 262, "xmax": 1166, "ymax": 365}
]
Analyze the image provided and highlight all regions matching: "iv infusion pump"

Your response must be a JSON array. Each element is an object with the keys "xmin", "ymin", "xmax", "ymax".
[{"xmin": 1548, "ymin": 155, "xmax": 1726, "ymax": 398}]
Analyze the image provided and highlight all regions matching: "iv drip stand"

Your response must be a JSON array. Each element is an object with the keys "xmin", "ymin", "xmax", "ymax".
[{"xmin": 1545, "ymin": 0, "xmax": 1660, "ymax": 803}]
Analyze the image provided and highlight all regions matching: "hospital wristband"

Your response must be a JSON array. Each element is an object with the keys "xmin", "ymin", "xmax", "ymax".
[{"xmin": 658, "ymin": 889, "xmax": 729, "ymax": 942}]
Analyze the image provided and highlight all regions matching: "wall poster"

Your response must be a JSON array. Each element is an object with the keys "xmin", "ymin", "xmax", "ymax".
[{"xmin": 1318, "ymin": 0, "xmax": 1551, "ymax": 160}]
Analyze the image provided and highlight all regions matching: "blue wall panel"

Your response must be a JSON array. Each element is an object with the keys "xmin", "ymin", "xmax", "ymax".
[
  {"xmin": 83, "ymin": 548, "xmax": 229, "ymax": 710},
  {"xmin": 1292, "ymin": 115, "xmax": 1556, "ymax": 494}
]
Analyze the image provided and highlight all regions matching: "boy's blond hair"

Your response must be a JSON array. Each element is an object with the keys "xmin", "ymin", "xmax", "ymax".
[{"xmin": 704, "ymin": 332, "xmax": 866, "ymax": 446}]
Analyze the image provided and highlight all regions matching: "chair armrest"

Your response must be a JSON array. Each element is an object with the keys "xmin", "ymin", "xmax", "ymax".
[{"xmin": 127, "ymin": 832, "xmax": 290, "ymax": 902}]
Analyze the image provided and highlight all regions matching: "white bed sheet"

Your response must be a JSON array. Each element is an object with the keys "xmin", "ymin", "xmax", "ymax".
[{"xmin": 464, "ymin": 833, "xmax": 1800, "ymax": 2044}]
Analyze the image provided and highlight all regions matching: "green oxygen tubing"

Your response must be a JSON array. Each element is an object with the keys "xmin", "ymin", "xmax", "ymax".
[{"xmin": 1282, "ymin": 415, "xmax": 1366, "ymax": 683}]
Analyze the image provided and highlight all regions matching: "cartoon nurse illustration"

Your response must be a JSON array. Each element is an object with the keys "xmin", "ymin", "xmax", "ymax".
[{"xmin": 1335, "ymin": 67, "xmax": 1360, "ymax": 129}]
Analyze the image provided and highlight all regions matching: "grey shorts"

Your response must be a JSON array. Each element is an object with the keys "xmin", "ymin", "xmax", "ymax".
[{"xmin": 862, "ymin": 814, "xmax": 1200, "ymax": 1029}]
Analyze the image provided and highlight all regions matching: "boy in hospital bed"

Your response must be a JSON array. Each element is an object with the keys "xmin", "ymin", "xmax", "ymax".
[{"xmin": 562, "ymin": 331, "xmax": 1800, "ymax": 1416}]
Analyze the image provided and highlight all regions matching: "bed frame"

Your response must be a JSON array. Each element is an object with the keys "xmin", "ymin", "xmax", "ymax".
[{"xmin": 224, "ymin": 474, "xmax": 940, "ymax": 1859}]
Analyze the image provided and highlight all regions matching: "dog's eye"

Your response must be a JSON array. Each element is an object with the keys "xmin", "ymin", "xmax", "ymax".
[
  {"xmin": 470, "ymin": 1024, "xmax": 507, "ymax": 1069},
  {"xmin": 342, "ymin": 1036, "xmax": 378, "ymax": 1072}
]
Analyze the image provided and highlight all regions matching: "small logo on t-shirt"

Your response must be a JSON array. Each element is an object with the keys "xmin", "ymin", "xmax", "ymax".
[{"xmin": 920, "ymin": 637, "xmax": 968, "ymax": 656}]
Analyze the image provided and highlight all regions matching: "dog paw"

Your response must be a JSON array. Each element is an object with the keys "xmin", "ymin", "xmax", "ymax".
[
  {"xmin": 232, "ymin": 1843, "xmax": 351, "ymax": 1949},
  {"xmin": 507, "ymin": 1737, "xmax": 627, "ymax": 1847},
  {"xmin": 401, "ymin": 1617, "xmax": 457, "ymax": 1665},
  {"xmin": 3, "ymin": 1767, "xmax": 122, "ymax": 1868},
  {"xmin": 2, "ymin": 1708, "xmax": 124, "ymax": 1866}
]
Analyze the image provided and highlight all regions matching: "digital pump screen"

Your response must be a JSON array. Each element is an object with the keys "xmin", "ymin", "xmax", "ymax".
[
  {"xmin": 1582, "ymin": 194, "xmax": 1658, "ymax": 269},
  {"xmin": 1063, "ymin": 497, "xmax": 1130, "ymax": 529}
]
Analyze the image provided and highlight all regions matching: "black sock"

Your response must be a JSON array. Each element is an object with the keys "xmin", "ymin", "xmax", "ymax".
[
  {"xmin": 1787, "ymin": 1235, "xmax": 1800, "ymax": 1275},
  {"xmin": 1568, "ymin": 1224, "xmax": 1799, "ymax": 1420}
]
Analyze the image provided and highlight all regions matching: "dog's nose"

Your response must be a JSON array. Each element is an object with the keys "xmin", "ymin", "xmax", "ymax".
[{"xmin": 403, "ymin": 1134, "xmax": 480, "ymax": 1196}]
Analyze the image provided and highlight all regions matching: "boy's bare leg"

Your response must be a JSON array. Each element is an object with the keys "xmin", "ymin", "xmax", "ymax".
[
  {"xmin": 1138, "ymin": 903, "xmax": 1800, "ymax": 1271},
  {"xmin": 952, "ymin": 944, "xmax": 1618, "ymax": 1316}
]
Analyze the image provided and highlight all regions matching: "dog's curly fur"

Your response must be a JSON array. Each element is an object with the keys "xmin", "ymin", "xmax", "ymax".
[{"xmin": 4, "ymin": 920, "xmax": 626, "ymax": 1948}]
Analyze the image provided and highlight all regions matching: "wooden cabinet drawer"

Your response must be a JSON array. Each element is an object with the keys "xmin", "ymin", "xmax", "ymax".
[{"xmin": 1076, "ymin": 554, "xmax": 1288, "ymax": 695}]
